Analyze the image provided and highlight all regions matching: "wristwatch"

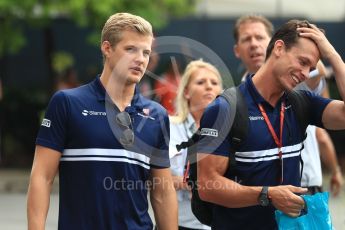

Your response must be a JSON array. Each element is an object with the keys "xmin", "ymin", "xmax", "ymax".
[{"xmin": 258, "ymin": 186, "xmax": 270, "ymax": 206}]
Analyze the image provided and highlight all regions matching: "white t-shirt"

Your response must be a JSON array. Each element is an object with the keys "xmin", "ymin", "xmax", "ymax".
[
  {"xmin": 300, "ymin": 125, "xmax": 322, "ymax": 186},
  {"xmin": 296, "ymin": 80, "xmax": 326, "ymax": 187},
  {"xmin": 169, "ymin": 113, "xmax": 210, "ymax": 229}
]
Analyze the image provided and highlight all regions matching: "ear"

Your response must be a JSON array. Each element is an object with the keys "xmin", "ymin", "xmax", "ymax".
[
  {"xmin": 273, "ymin": 40, "xmax": 285, "ymax": 57},
  {"xmin": 234, "ymin": 44, "xmax": 240, "ymax": 58},
  {"xmin": 184, "ymin": 88, "xmax": 191, "ymax": 100},
  {"xmin": 101, "ymin": 41, "xmax": 113, "ymax": 58}
]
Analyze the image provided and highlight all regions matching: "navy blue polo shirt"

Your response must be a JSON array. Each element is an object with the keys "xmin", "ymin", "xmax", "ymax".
[
  {"xmin": 36, "ymin": 76, "xmax": 170, "ymax": 230},
  {"xmin": 198, "ymin": 76, "xmax": 331, "ymax": 229}
]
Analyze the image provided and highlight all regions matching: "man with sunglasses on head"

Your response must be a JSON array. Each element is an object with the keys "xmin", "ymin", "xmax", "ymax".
[
  {"xmin": 197, "ymin": 19, "xmax": 345, "ymax": 229},
  {"xmin": 27, "ymin": 12, "xmax": 177, "ymax": 230}
]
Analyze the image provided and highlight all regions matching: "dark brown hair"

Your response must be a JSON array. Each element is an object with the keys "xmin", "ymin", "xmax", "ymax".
[{"xmin": 266, "ymin": 20, "xmax": 324, "ymax": 60}]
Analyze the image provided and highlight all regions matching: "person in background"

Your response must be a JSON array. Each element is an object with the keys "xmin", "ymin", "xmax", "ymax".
[
  {"xmin": 55, "ymin": 67, "xmax": 80, "ymax": 91},
  {"xmin": 233, "ymin": 14, "xmax": 343, "ymax": 196},
  {"xmin": 27, "ymin": 12, "xmax": 177, "ymax": 230},
  {"xmin": 296, "ymin": 63, "xmax": 343, "ymax": 195},
  {"xmin": 154, "ymin": 60, "xmax": 181, "ymax": 115},
  {"xmin": 233, "ymin": 15, "xmax": 273, "ymax": 80},
  {"xmin": 139, "ymin": 48, "xmax": 160, "ymax": 99},
  {"xmin": 170, "ymin": 59, "xmax": 223, "ymax": 230}
]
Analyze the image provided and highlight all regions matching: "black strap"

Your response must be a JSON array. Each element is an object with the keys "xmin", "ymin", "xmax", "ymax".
[
  {"xmin": 176, "ymin": 131, "xmax": 200, "ymax": 152},
  {"xmin": 287, "ymin": 90, "xmax": 311, "ymax": 140},
  {"xmin": 219, "ymin": 87, "xmax": 248, "ymax": 176},
  {"xmin": 299, "ymin": 143, "xmax": 305, "ymax": 182},
  {"xmin": 287, "ymin": 90, "xmax": 310, "ymax": 182},
  {"xmin": 221, "ymin": 87, "xmax": 248, "ymax": 152}
]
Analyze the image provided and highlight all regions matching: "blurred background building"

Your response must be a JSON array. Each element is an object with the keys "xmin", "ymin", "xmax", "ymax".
[
  {"xmin": 2, "ymin": 0, "xmax": 345, "ymax": 168},
  {"xmin": 196, "ymin": 0, "xmax": 345, "ymax": 21}
]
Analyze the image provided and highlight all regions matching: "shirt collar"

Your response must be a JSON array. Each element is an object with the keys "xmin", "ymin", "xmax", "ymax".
[
  {"xmin": 124, "ymin": 91, "xmax": 145, "ymax": 115},
  {"xmin": 246, "ymin": 74, "xmax": 266, "ymax": 105},
  {"xmin": 91, "ymin": 75, "xmax": 145, "ymax": 114},
  {"xmin": 91, "ymin": 75, "xmax": 106, "ymax": 101},
  {"xmin": 245, "ymin": 74, "xmax": 288, "ymax": 108},
  {"xmin": 185, "ymin": 113, "xmax": 197, "ymax": 134}
]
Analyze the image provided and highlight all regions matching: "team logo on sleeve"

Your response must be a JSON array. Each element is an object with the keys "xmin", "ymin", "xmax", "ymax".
[
  {"xmin": 200, "ymin": 128, "xmax": 218, "ymax": 137},
  {"xmin": 143, "ymin": 108, "xmax": 150, "ymax": 116},
  {"xmin": 41, "ymin": 118, "xmax": 51, "ymax": 127}
]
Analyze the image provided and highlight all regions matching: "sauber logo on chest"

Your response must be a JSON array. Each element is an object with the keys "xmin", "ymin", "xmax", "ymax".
[
  {"xmin": 249, "ymin": 116, "xmax": 264, "ymax": 121},
  {"xmin": 200, "ymin": 128, "xmax": 218, "ymax": 137},
  {"xmin": 82, "ymin": 110, "xmax": 106, "ymax": 116}
]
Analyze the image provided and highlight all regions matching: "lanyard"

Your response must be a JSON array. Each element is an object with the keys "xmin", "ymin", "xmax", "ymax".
[{"xmin": 257, "ymin": 101, "xmax": 285, "ymax": 183}]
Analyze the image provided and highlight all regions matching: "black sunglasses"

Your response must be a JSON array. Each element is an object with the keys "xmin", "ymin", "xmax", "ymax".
[{"xmin": 116, "ymin": 112, "xmax": 134, "ymax": 146}]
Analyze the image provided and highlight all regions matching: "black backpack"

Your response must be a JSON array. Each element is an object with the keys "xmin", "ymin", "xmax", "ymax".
[{"xmin": 176, "ymin": 86, "xmax": 310, "ymax": 227}]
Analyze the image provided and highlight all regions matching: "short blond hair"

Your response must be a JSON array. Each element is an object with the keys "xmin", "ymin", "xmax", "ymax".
[
  {"xmin": 233, "ymin": 14, "xmax": 274, "ymax": 43},
  {"xmin": 101, "ymin": 13, "xmax": 153, "ymax": 59},
  {"xmin": 172, "ymin": 59, "xmax": 223, "ymax": 123}
]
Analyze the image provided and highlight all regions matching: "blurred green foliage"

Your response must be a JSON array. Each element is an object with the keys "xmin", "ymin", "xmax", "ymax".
[
  {"xmin": 52, "ymin": 51, "xmax": 75, "ymax": 74},
  {"xmin": 0, "ymin": 0, "xmax": 197, "ymax": 166},
  {"xmin": 0, "ymin": 0, "xmax": 197, "ymax": 57}
]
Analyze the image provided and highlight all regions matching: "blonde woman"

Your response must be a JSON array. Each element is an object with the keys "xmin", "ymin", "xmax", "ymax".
[{"xmin": 169, "ymin": 59, "xmax": 223, "ymax": 230}]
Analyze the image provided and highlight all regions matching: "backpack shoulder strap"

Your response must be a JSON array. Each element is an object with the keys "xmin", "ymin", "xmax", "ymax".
[
  {"xmin": 176, "ymin": 131, "xmax": 200, "ymax": 152},
  {"xmin": 287, "ymin": 90, "xmax": 311, "ymax": 182},
  {"xmin": 287, "ymin": 90, "xmax": 311, "ymax": 140},
  {"xmin": 220, "ymin": 86, "xmax": 248, "ymax": 152},
  {"xmin": 219, "ymin": 86, "xmax": 248, "ymax": 174},
  {"xmin": 176, "ymin": 86, "xmax": 248, "ymax": 175}
]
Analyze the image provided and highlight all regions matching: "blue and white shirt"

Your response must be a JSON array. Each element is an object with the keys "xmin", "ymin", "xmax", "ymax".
[
  {"xmin": 197, "ymin": 76, "xmax": 331, "ymax": 229},
  {"xmin": 36, "ymin": 76, "xmax": 170, "ymax": 230}
]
